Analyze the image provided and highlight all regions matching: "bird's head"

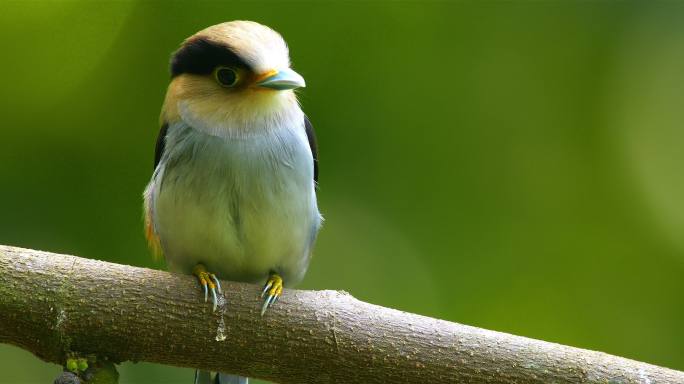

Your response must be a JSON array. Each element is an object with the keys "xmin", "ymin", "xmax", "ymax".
[{"xmin": 161, "ymin": 21, "xmax": 305, "ymax": 136}]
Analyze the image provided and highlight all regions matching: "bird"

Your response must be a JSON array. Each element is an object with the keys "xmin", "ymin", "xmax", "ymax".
[{"xmin": 142, "ymin": 21, "xmax": 322, "ymax": 384}]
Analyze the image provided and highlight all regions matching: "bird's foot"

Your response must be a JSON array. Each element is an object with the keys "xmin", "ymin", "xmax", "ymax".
[
  {"xmin": 192, "ymin": 264, "xmax": 222, "ymax": 312},
  {"xmin": 260, "ymin": 273, "xmax": 283, "ymax": 316}
]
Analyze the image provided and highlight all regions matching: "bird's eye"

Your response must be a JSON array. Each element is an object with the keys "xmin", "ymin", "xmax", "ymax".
[{"xmin": 215, "ymin": 67, "xmax": 239, "ymax": 87}]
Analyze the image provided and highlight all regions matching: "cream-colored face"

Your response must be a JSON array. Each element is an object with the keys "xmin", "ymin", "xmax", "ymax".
[{"xmin": 162, "ymin": 70, "xmax": 293, "ymax": 124}]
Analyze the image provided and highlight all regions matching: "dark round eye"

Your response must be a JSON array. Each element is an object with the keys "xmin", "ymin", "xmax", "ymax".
[{"xmin": 215, "ymin": 67, "xmax": 238, "ymax": 87}]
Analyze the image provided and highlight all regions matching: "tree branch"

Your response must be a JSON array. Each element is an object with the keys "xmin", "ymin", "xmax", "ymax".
[{"xmin": 0, "ymin": 245, "xmax": 682, "ymax": 384}]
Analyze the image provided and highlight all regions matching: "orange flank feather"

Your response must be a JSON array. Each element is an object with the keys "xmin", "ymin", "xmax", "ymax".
[{"xmin": 144, "ymin": 208, "xmax": 162, "ymax": 259}]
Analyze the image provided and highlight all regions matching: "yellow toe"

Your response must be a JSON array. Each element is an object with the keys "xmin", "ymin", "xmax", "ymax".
[{"xmin": 260, "ymin": 274, "xmax": 284, "ymax": 316}]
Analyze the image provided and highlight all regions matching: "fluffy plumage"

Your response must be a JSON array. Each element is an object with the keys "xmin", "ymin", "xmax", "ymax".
[
  {"xmin": 147, "ymin": 113, "xmax": 319, "ymax": 285},
  {"xmin": 144, "ymin": 20, "xmax": 321, "ymax": 284},
  {"xmin": 142, "ymin": 21, "xmax": 321, "ymax": 382}
]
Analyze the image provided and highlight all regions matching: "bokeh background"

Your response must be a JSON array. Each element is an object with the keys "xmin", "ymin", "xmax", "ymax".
[{"xmin": 1, "ymin": 1, "xmax": 683, "ymax": 383}]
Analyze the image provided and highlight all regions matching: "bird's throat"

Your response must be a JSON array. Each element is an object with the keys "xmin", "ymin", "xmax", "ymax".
[{"xmin": 162, "ymin": 78, "xmax": 301, "ymax": 139}]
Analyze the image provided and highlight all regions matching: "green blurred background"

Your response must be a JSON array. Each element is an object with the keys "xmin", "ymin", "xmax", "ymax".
[{"xmin": 1, "ymin": 1, "xmax": 683, "ymax": 383}]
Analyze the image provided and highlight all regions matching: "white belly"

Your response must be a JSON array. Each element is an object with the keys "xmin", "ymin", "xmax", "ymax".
[{"xmin": 149, "ymin": 122, "xmax": 320, "ymax": 285}]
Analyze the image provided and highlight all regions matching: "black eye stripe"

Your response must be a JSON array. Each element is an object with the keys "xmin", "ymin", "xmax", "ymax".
[{"xmin": 170, "ymin": 37, "xmax": 251, "ymax": 78}]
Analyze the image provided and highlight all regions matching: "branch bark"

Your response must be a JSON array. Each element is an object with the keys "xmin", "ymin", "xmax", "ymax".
[{"xmin": 0, "ymin": 245, "xmax": 682, "ymax": 384}]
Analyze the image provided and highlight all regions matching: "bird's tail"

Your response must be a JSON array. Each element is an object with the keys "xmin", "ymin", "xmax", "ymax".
[{"xmin": 194, "ymin": 370, "xmax": 249, "ymax": 384}]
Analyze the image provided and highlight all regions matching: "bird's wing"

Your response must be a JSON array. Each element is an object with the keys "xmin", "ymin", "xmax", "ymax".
[
  {"xmin": 154, "ymin": 123, "xmax": 169, "ymax": 170},
  {"xmin": 304, "ymin": 116, "xmax": 318, "ymax": 183},
  {"xmin": 144, "ymin": 123, "xmax": 169, "ymax": 258}
]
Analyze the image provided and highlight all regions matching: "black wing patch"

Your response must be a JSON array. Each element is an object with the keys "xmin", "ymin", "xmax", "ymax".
[
  {"xmin": 154, "ymin": 123, "xmax": 169, "ymax": 170},
  {"xmin": 304, "ymin": 116, "xmax": 318, "ymax": 183}
]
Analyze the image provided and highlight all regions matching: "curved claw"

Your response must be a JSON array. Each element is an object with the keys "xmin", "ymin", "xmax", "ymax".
[
  {"xmin": 260, "ymin": 274, "xmax": 283, "ymax": 316},
  {"xmin": 261, "ymin": 292, "xmax": 280, "ymax": 316},
  {"xmin": 261, "ymin": 295, "xmax": 273, "ymax": 316},
  {"xmin": 260, "ymin": 282, "xmax": 273, "ymax": 298},
  {"xmin": 193, "ymin": 264, "xmax": 223, "ymax": 312},
  {"xmin": 211, "ymin": 287, "xmax": 218, "ymax": 312},
  {"xmin": 211, "ymin": 274, "xmax": 222, "ymax": 294}
]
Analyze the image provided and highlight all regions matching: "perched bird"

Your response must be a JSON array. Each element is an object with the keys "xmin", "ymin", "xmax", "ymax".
[{"xmin": 143, "ymin": 21, "xmax": 322, "ymax": 383}]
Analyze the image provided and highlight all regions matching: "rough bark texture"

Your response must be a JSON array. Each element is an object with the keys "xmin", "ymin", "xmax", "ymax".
[{"xmin": 0, "ymin": 245, "xmax": 682, "ymax": 384}]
